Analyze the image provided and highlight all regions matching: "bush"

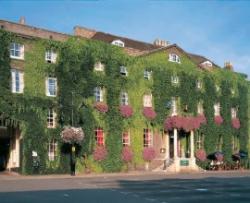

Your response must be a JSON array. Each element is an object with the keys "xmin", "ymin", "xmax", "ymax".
[
  {"xmin": 143, "ymin": 147, "xmax": 156, "ymax": 162},
  {"xmin": 143, "ymin": 107, "xmax": 157, "ymax": 120},
  {"xmin": 121, "ymin": 146, "xmax": 133, "ymax": 162},
  {"xmin": 195, "ymin": 149, "xmax": 207, "ymax": 162},
  {"xmin": 119, "ymin": 105, "xmax": 133, "ymax": 118},
  {"xmin": 93, "ymin": 146, "xmax": 108, "ymax": 161}
]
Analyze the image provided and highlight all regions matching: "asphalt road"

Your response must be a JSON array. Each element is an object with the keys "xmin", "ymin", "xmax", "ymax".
[{"xmin": 1, "ymin": 172, "xmax": 250, "ymax": 203}]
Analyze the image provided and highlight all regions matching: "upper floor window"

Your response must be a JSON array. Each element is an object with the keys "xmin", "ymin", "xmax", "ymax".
[
  {"xmin": 171, "ymin": 75, "xmax": 179, "ymax": 84},
  {"xmin": 122, "ymin": 131, "xmax": 130, "ymax": 146},
  {"xmin": 120, "ymin": 66, "xmax": 128, "ymax": 76},
  {"xmin": 197, "ymin": 102, "xmax": 204, "ymax": 115},
  {"xmin": 143, "ymin": 129, "xmax": 152, "ymax": 147},
  {"xmin": 197, "ymin": 80, "xmax": 202, "ymax": 89},
  {"xmin": 169, "ymin": 53, "xmax": 180, "ymax": 63},
  {"xmin": 45, "ymin": 50, "xmax": 57, "ymax": 63},
  {"xmin": 46, "ymin": 77, "xmax": 57, "ymax": 97},
  {"xmin": 231, "ymin": 108, "xmax": 237, "ymax": 118},
  {"xmin": 94, "ymin": 62, "xmax": 105, "ymax": 71},
  {"xmin": 121, "ymin": 91, "xmax": 129, "ymax": 105},
  {"xmin": 214, "ymin": 103, "xmax": 220, "ymax": 116},
  {"xmin": 94, "ymin": 87, "xmax": 104, "ymax": 102},
  {"xmin": 10, "ymin": 43, "xmax": 24, "ymax": 59},
  {"xmin": 144, "ymin": 70, "xmax": 152, "ymax": 80},
  {"xmin": 11, "ymin": 69, "xmax": 24, "ymax": 93},
  {"xmin": 111, "ymin": 39, "xmax": 125, "ymax": 47},
  {"xmin": 143, "ymin": 94, "xmax": 152, "ymax": 107},
  {"xmin": 171, "ymin": 97, "xmax": 178, "ymax": 116},
  {"xmin": 47, "ymin": 108, "xmax": 56, "ymax": 128},
  {"xmin": 95, "ymin": 128, "xmax": 104, "ymax": 146},
  {"xmin": 48, "ymin": 139, "xmax": 57, "ymax": 161}
]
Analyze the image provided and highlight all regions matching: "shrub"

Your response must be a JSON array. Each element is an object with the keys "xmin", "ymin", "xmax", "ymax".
[
  {"xmin": 119, "ymin": 105, "xmax": 133, "ymax": 118},
  {"xmin": 94, "ymin": 102, "xmax": 108, "ymax": 113},
  {"xmin": 61, "ymin": 127, "xmax": 84, "ymax": 145},
  {"xmin": 142, "ymin": 147, "xmax": 156, "ymax": 162},
  {"xmin": 195, "ymin": 149, "xmax": 207, "ymax": 162},
  {"xmin": 142, "ymin": 107, "xmax": 157, "ymax": 120},
  {"xmin": 121, "ymin": 146, "xmax": 133, "ymax": 162},
  {"xmin": 214, "ymin": 115, "xmax": 223, "ymax": 125},
  {"xmin": 215, "ymin": 153, "xmax": 224, "ymax": 162},
  {"xmin": 93, "ymin": 146, "xmax": 108, "ymax": 161}
]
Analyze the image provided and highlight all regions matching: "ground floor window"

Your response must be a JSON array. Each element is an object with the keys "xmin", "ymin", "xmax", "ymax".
[
  {"xmin": 196, "ymin": 133, "xmax": 204, "ymax": 150},
  {"xmin": 143, "ymin": 129, "xmax": 152, "ymax": 147},
  {"xmin": 122, "ymin": 131, "xmax": 130, "ymax": 146},
  {"xmin": 95, "ymin": 128, "xmax": 104, "ymax": 146},
  {"xmin": 232, "ymin": 134, "xmax": 240, "ymax": 153},
  {"xmin": 48, "ymin": 139, "xmax": 57, "ymax": 161},
  {"xmin": 216, "ymin": 135, "xmax": 223, "ymax": 151}
]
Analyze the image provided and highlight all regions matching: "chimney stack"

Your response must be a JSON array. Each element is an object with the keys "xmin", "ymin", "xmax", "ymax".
[
  {"xmin": 153, "ymin": 38, "xmax": 170, "ymax": 47},
  {"xmin": 19, "ymin": 16, "xmax": 26, "ymax": 25},
  {"xmin": 224, "ymin": 61, "xmax": 233, "ymax": 71}
]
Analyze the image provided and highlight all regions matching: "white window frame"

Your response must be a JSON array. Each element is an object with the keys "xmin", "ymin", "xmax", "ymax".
[
  {"xmin": 10, "ymin": 43, "xmax": 24, "ymax": 60},
  {"xmin": 45, "ymin": 50, "xmax": 57, "ymax": 63},
  {"xmin": 47, "ymin": 108, "xmax": 56, "ymax": 128},
  {"xmin": 120, "ymin": 66, "xmax": 128, "ymax": 76},
  {"xmin": 231, "ymin": 108, "xmax": 237, "ymax": 119},
  {"xmin": 122, "ymin": 131, "xmax": 130, "ymax": 146},
  {"xmin": 11, "ymin": 69, "xmax": 24, "ymax": 93},
  {"xmin": 197, "ymin": 102, "xmax": 204, "ymax": 115},
  {"xmin": 121, "ymin": 92, "xmax": 129, "ymax": 105},
  {"xmin": 111, "ymin": 39, "xmax": 125, "ymax": 47},
  {"xmin": 144, "ymin": 70, "xmax": 152, "ymax": 80},
  {"xmin": 171, "ymin": 75, "xmax": 179, "ymax": 84},
  {"xmin": 48, "ymin": 139, "xmax": 57, "ymax": 161},
  {"xmin": 94, "ymin": 62, "xmax": 105, "ymax": 71},
  {"xmin": 214, "ymin": 103, "xmax": 220, "ymax": 116},
  {"xmin": 196, "ymin": 133, "xmax": 204, "ymax": 150},
  {"xmin": 143, "ymin": 94, "xmax": 152, "ymax": 107},
  {"xmin": 94, "ymin": 87, "xmax": 104, "ymax": 102},
  {"xmin": 143, "ymin": 128, "xmax": 152, "ymax": 147},
  {"xmin": 169, "ymin": 53, "xmax": 180, "ymax": 63},
  {"xmin": 46, "ymin": 77, "xmax": 57, "ymax": 97},
  {"xmin": 171, "ymin": 97, "xmax": 178, "ymax": 116},
  {"xmin": 197, "ymin": 80, "xmax": 202, "ymax": 89}
]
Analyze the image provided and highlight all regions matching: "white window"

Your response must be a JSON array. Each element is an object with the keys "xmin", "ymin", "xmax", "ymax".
[
  {"xmin": 10, "ymin": 43, "xmax": 24, "ymax": 59},
  {"xmin": 48, "ymin": 139, "xmax": 57, "ymax": 161},
  {"xmin": 196, "ymin": 133, "xmax": 204, "ymax": 150},
  {"xmin": 94, "ymin": 87, "xmax": 104, "ymax": 102},
  {"xmin": 143, "ymin": 94, "xmax": 152, "ymax": 107},
  {"xmin": 231, "ymin": 108, "xmax": 237, "ymax": 119},
  {"xmin": 121, "ymin": 92, "xmax": 129, "ymax": 105},
  {"xmin": 232, "ymin": 135, "xmax": 239, "ymax": 152},
  {"xmin": 197, "ymin": 102, "xmax": 204, "ymax": 115},
  {"xmin": 11, "ymin": 69, "xmax": 24, "ymax": 93},
  {"xmin": 169, "ymin": 53, "xmax": 180, "ymax": 63},
  {"xmin": 120, "ymin": 66, "xmax": 128, "ymax": 76},
  {"xmin": 46, "ymin": 77, "xmax": 57, "ymax": 97},
  {"xmin": 111, "ymin": 39, "xmax": 125, "ymax": 47},
  {"xmin": 171, "ymin": 75, "xmax": 179, "ymax": 84},
  {"xmin": 144, "ymin": 70, "xmax": 152, "ymax": 80},
  {"xmin": 122, "ymin": 131, "xmax": 130, "ymax": 146},
  {"xmin": 143, "ymin": 129, "xmax": 152, "ymax": 147},
  {"xmin": 45, "ymin": 50, "xmax": 57, "ymax": 63},
  {"xmin": 47, "ymin": 108, "xmax": 56, "ymax": 128},
  {"xmin": 197, "ymin": 80, "xmax": 202, "ymax": 89},
  {"xmin": 94, "ymin": 62, "xmax": 105, "ymax": 71},
  {"xmin": 171, "ymin": 97, "xmax": 178, "ymax": 116},
  {"xmin": 214, "ymin": 103, "xmax": 220, "ymax": 116}
]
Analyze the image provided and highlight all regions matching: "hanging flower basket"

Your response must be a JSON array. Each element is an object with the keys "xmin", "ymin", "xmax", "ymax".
[
  {"xmin": 121, "ymin": 146, "xmax": 133, "ymax": 162},
  {"xmin": 119, "ymin": 105, "xmax": 133, "ymax": 118},
  {"xmin": 142, "ymin": 107, "xmax": 157, "ymax": 120},
  {"xmin": 196, "ymin": 114, "xmax": 207, "ymax": 125},
  {"xmin": 94, "ymin": 102, "xmax": 108, "ymax": 113},
  {"xmin": 232, "ymin": 118, "xmax": 240, "ymax": 129},
  {"xmin": 142, "ymin": 147, "xmax": 156, "ymax": 162},
  {"xmin": 195, "ymin": 149, "xmax": 207, "ymax": 162},
  {"xmin": 93, "ymin": 146, "xmax": 108, "ymax": 161},
  {"xmin": 214, "ymin": 115, "xmax": 223, "ymax": 125},
  {"xmin": 61, "ymin": 127, "xmax": 84, "ymax": 145}
]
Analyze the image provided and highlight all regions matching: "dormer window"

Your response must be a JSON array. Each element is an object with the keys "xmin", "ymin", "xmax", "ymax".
[
  {"xmin": 171, "ymin": 75, "xmax": 179, "ymax": 84},
  {"xmin": 200, "ymin": 61, "xmax": 212, "ymax": 68},
  {"xmin": 120, "ymin": 66, "xmax": 128, "ymax": 76},
  {"xmin": 111, "ymin": 39, "xmax": 125, "ymax": 47},
  {"xmin": 144, "ymin": 70, "xmax": 152, "ymax": 80},
  {"xmin": 169, "ymin": 53, "xmax": 180, "ymax": 63},
  {"xmin": 10, "ymin": 43, "xmax": 24, "ymax": 60},
  {"xmin": 197, "ymin": 80, "xmax": 202, "ymax": 89},
  {"xmin": 45, "ymin": 50, "xmax": 57, "ymax": 63},
  {"xmin": 214, "ymin": 103, "xmax": 220, "ymax": 116},
  {"xmin": 94, "ymin": 62, "xmax": 105, "ymax": 71}
]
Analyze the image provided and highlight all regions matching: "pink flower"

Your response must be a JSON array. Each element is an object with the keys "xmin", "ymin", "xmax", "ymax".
[
  {"xmin": 121, "ymin": 146, "xmax": 133, "ymax": 162},
  {"xmin": 61, "ymin": 127, "xmax": 84, "ymax": 144},
  {"xmin": 214, "ymin": 115, "xmax": 223, "ymax": 125},
  {"xmin": 232, "ymin": 118, "xmax": 240, "ymax": 129},
  {"xmin": 120, "ymin": 105, "xmax": 133, "ymax": 118},
  {"xmin": 143, "ymin": 107, "xmax": 157, "ymax": 120},
  {"xmin": 94, "ymin": 102, "xmax": 108, "ymax": 113},
  {"xmin": 93, "ymin": 146, "xmax": 108, "ymax": 161},
  {"xmin": 195, "ymin": 149, "xmax": 207, "ymax": 162},
  {"xmin": 142, "ymin": 147, "xmax": 156, "ymax": 162},
  {"xmin": 196, "ymin": 114, "xmax": 207, "ymax": 125}
]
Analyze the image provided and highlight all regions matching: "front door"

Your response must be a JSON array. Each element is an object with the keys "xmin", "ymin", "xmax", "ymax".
[{"xmin": 169, "ymin": 132, "xmax": 174, "ymax": 158}]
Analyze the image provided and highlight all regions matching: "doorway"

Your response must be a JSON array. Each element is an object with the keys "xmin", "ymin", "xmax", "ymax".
[{"xmin": 0, "ymin": 128, "xmax": 10, "ymax": 171}]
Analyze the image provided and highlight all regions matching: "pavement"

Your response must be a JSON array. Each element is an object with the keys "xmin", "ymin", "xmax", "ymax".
[{"xmin": 1, "ymin": 170, "xmax": 250, "ymax": 203}]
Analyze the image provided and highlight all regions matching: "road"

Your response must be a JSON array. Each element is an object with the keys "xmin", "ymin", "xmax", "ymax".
[{"xmin": 1, "ymin": 171, "xmax": 250, "ymax": 203}]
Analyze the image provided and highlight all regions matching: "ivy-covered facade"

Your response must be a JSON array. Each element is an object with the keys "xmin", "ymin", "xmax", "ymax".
[{"xmin": 0, "ymin": 19, "xmax": 248, "ymax": 174}]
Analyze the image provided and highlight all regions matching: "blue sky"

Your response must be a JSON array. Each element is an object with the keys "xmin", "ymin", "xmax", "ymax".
[{"xmin": 1, "ymin": 0, "xmax": 250, "ymax": 77}]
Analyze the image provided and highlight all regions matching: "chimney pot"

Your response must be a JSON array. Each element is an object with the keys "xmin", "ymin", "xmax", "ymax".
[
  {"xmin": 224, "ymin": 61, "xmax": 233, "ymax": 71},
  {"xmin": 153, "ymin": 38, "xmax": 169, "ymax": 47}
]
